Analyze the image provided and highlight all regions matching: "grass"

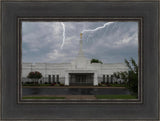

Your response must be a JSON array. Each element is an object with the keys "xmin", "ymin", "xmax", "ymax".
[
  {"xmin": 98, "ymin": 83, "xmax": 126, "ymax": 87},
  {"xmin": 22, "ymin": 96, "xmax": 65, "ymax": 99},
  {"xmin": 22, "ymin": 95, "xmax": 137, "ymax": 99},
  {"xmin": 95, "ymin": 95, "xmax": 137, "ymax": 99},
  {"xmin": 109, "ymin": 84, "xmax": 126, "ymax": 87}
]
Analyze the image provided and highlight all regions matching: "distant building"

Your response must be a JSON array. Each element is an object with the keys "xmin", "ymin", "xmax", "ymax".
[{"xmin": 22, "ymin": 33, "xmax": 128, "ymax": 86}]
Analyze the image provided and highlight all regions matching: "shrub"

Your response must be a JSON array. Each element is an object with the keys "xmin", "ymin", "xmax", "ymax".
[
  {"xmin": 98, "ymin": 83, "xmax": 102, "ymax": 86},
  {"xmin": 90, "ymin": 58, "xmax": 103, "ymax": 64},
  {"xmin": 27, "ymin": 71, "xmax": 42, "ymax": 85},
  {"xmin": 51, "ymin": 83, "xmax": 55, "ymax": 86},
  {"xmin": 101, "ymin": 81, "xmax": 105, "ymax": 84},
  {"xmin": 60, "ymin": 83, "xmax": 64, "ymax": 86},
  {"xmin": 106, "ymin": 84, "xmax": 110, "ymax": 86}
]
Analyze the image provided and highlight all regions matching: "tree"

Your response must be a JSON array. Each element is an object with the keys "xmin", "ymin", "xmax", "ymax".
[
  {"xmin": 27, "ymin": 71, "xmax": 42, "ymax": 85},
  {"xmin": 113, "ymin": 72, "xmax": 120, "ymax": 79},
  {"xmin": 113, "ymin": 58, "xmax": 138, "ymax": 96},
  {"xmin": 125, "ymin": 58, "xmax": 138, "ymax": 95},
  {"xmin": 113, "ymin": 71, "xmax": 128, "ymax": 84},
  {"xmin": 90, "ymin": 58, "xmax": 103, "ymax": 64}
]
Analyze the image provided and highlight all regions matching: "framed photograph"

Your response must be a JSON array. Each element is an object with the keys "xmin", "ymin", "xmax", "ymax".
[
  {"xmin": 1, "ymin": 0, "xmax": 159, "ymax": 120},
  {"xmin": 19, "ymin": 18, "xmax": 142, "ymax": 103}
]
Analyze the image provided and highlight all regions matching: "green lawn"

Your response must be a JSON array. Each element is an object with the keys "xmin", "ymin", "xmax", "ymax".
[
  {"xmin": 22, "ymin": 95, "xmax": 137, "ymax": 99},
  {"xmin": 95, "ymin": 95, "xmax": 137, "ymax": 99},
  {"xmin": 98, "ymin": 83, "xmax": 126, "ymax": 87},
  {"xmin": 22, "ymin": 96, "xmax": 65, "ymax": 99},
  {"xmin": 109, "ymin": 84, "xmax": 126, "ymax": 87}
]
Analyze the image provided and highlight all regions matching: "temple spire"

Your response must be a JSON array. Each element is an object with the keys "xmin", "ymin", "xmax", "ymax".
[
  {"xmin": 78, "ymin": 33, "xmax": 84, "ymax": 57},
  {"xmin": 80, "ymin": 33, "xmax": 83, "ymax": 50},
  {"xmin": 80, "ymin": 33, "xmax": 83, "ymax": 39}
]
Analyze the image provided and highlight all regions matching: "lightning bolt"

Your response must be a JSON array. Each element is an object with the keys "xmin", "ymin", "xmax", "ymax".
[
  {"xmin": 81, "ymin": 22, "xmax": 114, "ymax": 34},
  {"xmin": 60, "ymin": 22, "xmax": 65, "ymax": 49},
  {"xmin": 60, "ymin": 22, "xmax": 114, "ymax": 49}
]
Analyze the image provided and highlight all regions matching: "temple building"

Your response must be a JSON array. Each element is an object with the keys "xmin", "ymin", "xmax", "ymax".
[{"xmin": 22, "ymin": 33, "xmax": 128, "ymax": 86}]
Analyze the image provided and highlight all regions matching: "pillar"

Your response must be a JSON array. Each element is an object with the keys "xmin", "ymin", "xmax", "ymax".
[
  {"xmin": 93, "ymin": 73, "xmax": 98, "ymax": 86},
  {"xmin": 65, "ymin": 73, "xmax": 69, "ymax": 86}
]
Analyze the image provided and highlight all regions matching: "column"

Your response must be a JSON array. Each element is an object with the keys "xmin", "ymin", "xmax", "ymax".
[
  {"xmin": 65, "ymin": 73, "xmax": 69, "ymax": 86},
  {"xmin": 93, "ymin": 73, "xmax": 98, "ymax": 86},
  {"xmin": 109, "ymin": 75, "xmax": 111, "ymax": 83}
]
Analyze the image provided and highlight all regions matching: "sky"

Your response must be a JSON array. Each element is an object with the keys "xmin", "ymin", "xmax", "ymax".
[{"xmin": 22, "ymin": 21, "xmax": 138, "ymax": 64}]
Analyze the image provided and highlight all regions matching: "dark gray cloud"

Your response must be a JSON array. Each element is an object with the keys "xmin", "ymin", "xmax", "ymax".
[{"xmin": 22, "ymin": 21, "xmax": 138, "ymax": 63}]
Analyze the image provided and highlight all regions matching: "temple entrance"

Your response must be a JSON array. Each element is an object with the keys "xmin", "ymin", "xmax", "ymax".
[{"xmin": 69, "ymin": 73, "xmax": 94, "ymax": 86}]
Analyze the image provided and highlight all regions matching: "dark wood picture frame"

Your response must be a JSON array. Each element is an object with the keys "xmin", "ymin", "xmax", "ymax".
[{"xmin": 1, "ymin": 0, "xmax": 159, "ymax": 120}]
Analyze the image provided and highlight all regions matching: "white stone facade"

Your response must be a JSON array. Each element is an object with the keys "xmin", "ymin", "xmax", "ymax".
[
  {"xmin": 22, "ymin": 62, "xmax": 128, "ymax": 85},
  {"xmin": 22, "ymin": 34, "xmax": 128, "ymax": 85}
]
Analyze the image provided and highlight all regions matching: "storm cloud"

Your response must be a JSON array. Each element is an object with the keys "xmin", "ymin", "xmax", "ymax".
[{"xmin": 22, "ymin": 21, "xmax": 138, "ymax": 63}]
